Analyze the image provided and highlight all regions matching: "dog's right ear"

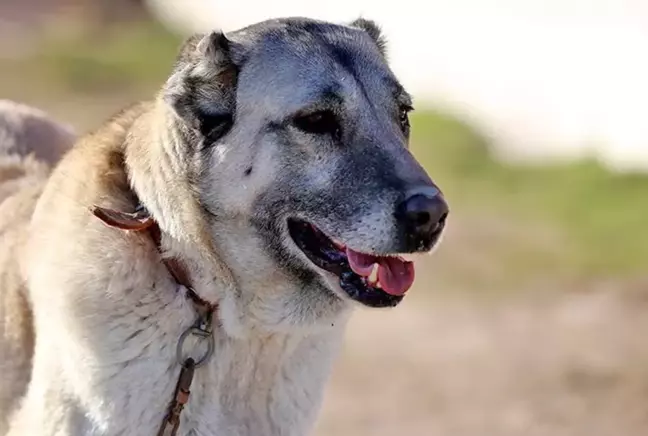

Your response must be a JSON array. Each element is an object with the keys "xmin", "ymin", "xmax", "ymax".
[
  {"xmin": 163, "ymin": 32, "xmax": 239, "ymax": 142},
  {"xmin": 349, "ymin": 18, "xmax": 387, "ymax": 56}
]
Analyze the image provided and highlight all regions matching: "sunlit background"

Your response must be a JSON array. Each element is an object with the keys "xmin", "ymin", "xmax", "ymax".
[{"xmin": 2, "ymin": 1, "xmax": 647, "ymax": 435}]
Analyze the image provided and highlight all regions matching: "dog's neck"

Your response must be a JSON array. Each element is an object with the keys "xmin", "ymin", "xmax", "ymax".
[
  {"xmin": 122, "ymin": 104, "xmax": 236, "ymax": 305},
  {"xmin": 87, "ymin": 206, "xmax": 344, "ymax": 435}
]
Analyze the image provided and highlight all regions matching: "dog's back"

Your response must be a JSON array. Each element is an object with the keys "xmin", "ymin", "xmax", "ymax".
[
  {"xmin": 0, "ymin": 100, "xmax": 76, "ymax": 435},
  {"xmin": 0, "ymin": 100, "xmax": 75, "ymax": 203}
]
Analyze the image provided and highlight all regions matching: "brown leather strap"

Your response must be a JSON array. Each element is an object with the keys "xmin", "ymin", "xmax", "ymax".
[
  {"xmin": 92, "ymin": 205, "xmax": 154, "ymax": 231},
  {"xmin": 156, "ymin": 358, "xmax": 196, "ymax": 436}
]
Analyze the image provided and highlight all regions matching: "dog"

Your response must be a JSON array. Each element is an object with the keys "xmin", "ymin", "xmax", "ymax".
[{"xmin": 0, "ymin": 17, "xmax": 448, "ymax": 436}]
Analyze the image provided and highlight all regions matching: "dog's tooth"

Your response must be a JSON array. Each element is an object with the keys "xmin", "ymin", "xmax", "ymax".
[{"xmin": 369, "ymin": 265, "xmax": 378, "ymax": 283}]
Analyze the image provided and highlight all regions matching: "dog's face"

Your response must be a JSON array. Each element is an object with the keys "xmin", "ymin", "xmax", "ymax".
[{"xmin": 163, "ymin": 18, "xmax": 448, "ymax": 328}]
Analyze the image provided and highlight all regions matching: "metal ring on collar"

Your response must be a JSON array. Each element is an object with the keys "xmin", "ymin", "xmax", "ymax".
[{"xmin": 176, "ymin": 325, "xmax": 214, "ymax": 367}]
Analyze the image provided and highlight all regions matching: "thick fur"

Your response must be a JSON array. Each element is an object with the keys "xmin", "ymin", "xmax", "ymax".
[
  {"xmin": 0, "ymin": 99, "xmax": 75, "ymax": 167},
  {"xmin": 0, "ymin": 17, "xmax": 444, "ymax": 436},
  {"xmin": 0, "ymin": 100, "xmax": 76, "ymax": 434},
  {"xmin": 0, "ymin": 100, "xmax": 75, "ymax": 204}
]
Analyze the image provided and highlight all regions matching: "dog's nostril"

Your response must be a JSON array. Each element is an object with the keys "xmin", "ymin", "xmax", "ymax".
[
  {"xmin": 430, "ymin": 213, "xmax": 448, "ymax": 233},
  {"xmin": 413, "ymin": 211, "xmax": 431, "ymax": 227}
]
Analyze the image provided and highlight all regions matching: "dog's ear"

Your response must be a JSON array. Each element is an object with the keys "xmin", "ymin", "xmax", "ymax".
[
  {"xmin": 163, "ymin": 32, "xmax": 238, "ymax": 142},
  {"xmin": 349, "ymin": 18, "xmax": 387, "ymax": 56}
]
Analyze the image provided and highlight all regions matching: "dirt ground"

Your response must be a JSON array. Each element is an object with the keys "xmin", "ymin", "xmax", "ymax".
[
  {"xmin": 314, "ymin": 288, "xmax": 648, "ymax": 436},
  {"xmin": 313, "ymin": 216, "xmax": 648, "ymax": 436}
]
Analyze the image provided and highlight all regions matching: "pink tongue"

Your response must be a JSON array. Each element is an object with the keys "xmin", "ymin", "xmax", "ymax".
[
  {"xmin": 346, "ymin": 248, "xmax": 415, "ymax": 296},
  {"xmin": 346, "ymin": 250, "xmax": 376, "ymax": 277}
]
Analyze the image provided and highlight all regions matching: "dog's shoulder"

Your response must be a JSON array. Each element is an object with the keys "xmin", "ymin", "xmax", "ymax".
[
  {"xmin": 24, "ymin": 101, "xmax": 156, "ymax": 291},
  {"xmin": 43, "ymin": 101, "xmax": 153, "ymax": 211}
]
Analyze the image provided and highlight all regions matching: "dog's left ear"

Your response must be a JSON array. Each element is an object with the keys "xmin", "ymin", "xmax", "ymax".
[
  {"xmin": 349, "ymin": 18, "xmax": 387, "ymax": 56},
  {"xmin": 163, "ymin": 31, "xmax": 239, "ymax": 142}
]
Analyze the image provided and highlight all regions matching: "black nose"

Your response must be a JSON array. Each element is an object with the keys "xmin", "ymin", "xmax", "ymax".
[{"xmin": 398, "ymin": 187, "xmax": 449, "ymax": 251}]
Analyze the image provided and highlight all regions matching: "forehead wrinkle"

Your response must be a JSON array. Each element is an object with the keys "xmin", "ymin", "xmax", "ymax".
[
  {"xmin": 326, "ymin": 29, "xmax": 410, "ymax": 107},
  {"xmin": 317, "ymin": 29, "xmax": 406, "ymax": 117},
  {"xmin": 241, "ymin": 47, "xmax": 358, "ymax": 118},
  {"xmin": 325, "ymin": 42, "xmax": 384, "ymax": 124},
  {"xmin": 333, "ymin": 46, "xmax": 411, "ymax": 119},
  {"xmin": 237, "ymin": 23, "xmax": 402, "ymax": 122},
  {"xmin": 262, "ymin": 24, "xmax": 379, "ymax": 97}
]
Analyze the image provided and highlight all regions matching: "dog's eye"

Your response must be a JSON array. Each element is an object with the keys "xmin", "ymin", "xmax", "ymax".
[
  {"xmin": 293, "ymin": 110, "xmax": 341, "ymax": 140},
  {"xmin": 399, "ymin": 105, "xmax": 412, "ymax": 135},
  {"xmin": 200, "ymin": 113, "xmax": 233, "ymax": 142}
]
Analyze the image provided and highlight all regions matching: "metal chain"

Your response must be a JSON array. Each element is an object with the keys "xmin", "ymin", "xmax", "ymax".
[{"xmin": 158, "ymin": 304, "xmax": 215, "ymax": 436}]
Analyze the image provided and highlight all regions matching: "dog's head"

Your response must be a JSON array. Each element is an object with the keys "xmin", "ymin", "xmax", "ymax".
[{"xmin": 156, "ymin": 17, "xmax": 448, "ymax": 329}]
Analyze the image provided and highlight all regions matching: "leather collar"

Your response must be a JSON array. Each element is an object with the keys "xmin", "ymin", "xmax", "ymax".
[{"xmin": 91, "ymin": 204, "xmax": 216, "ymax": 316}]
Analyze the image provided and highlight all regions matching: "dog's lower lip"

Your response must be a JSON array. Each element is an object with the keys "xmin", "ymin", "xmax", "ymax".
[{"xmin": 286, "ymin": 218, "xmax": 412, "ymax": 308}]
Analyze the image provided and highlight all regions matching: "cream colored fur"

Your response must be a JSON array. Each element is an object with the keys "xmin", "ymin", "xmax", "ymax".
[
  {"xmin": 0, "ymin": 100, "xmax": 76, "ymax": 435},
  {"xmin": 0, "ymin": 99, "xmax": 349, "ymax": 436},
  {"xmin": 0, "ymin": 100, "xmax": 75, "ymax": 169}
]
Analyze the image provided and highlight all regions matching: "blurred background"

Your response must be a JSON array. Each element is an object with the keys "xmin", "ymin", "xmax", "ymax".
[{"xmin": 1, "ymin": 1, "xmax": 647, "ymax": 435}]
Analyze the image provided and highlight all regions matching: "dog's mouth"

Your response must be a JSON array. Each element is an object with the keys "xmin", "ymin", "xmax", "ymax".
[{"xmin": 287, "ymin": 218, "xmax": 415, "ymax": 308}]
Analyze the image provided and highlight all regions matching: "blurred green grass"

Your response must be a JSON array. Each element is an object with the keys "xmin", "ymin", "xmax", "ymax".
[
  {"xmin": 1, "ymin": 21, "xmax": 646, "ymax": 286},
  {"xmin": 410, "ymin": 111, "xmax": 648, "ymax": 281},
  {"xmin": 36, "ymin": 23, "xmax": 181, "ymax": 93},
  {"xmin": 0, "ymin": 21, "xmax": 181, "ymax": 98}
]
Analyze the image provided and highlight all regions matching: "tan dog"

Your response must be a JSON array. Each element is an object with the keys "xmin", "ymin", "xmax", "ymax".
[{"xmin": 0, "ymin": 17, "xmax": 448, "ymax": 436}]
